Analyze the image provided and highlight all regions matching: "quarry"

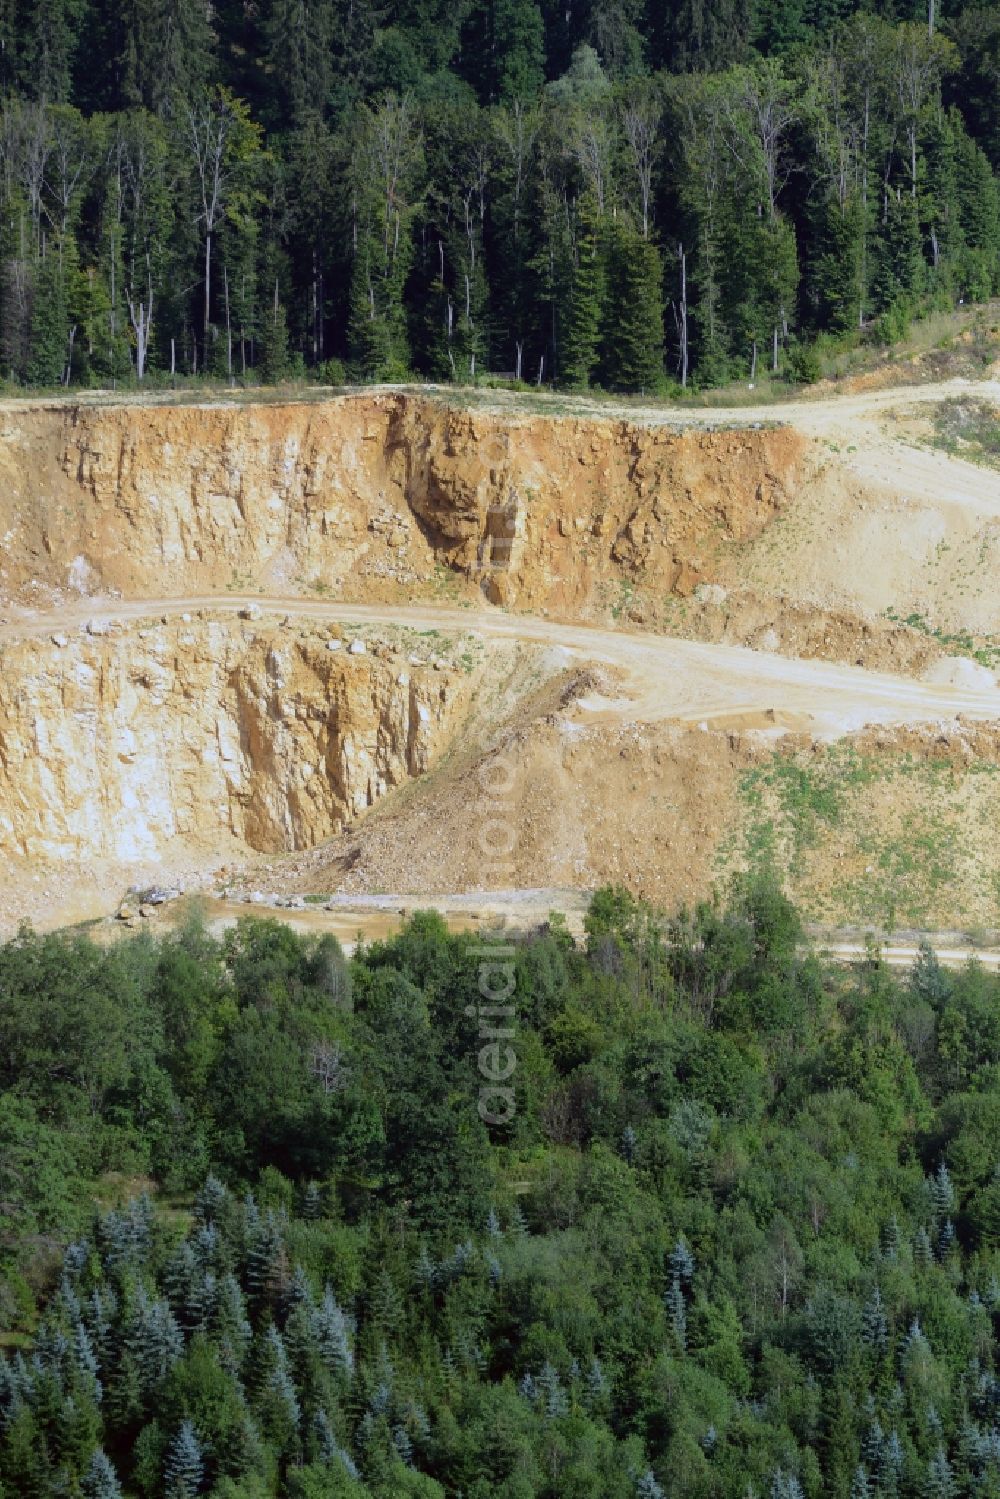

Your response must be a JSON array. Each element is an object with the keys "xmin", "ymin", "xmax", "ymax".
[{"xmin": 2, "ymin": 378, "xmax": 1000, "ymax": 941}]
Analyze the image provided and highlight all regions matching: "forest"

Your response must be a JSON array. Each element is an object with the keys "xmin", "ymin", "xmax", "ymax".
[
  {"xmin": 4, "ymin": 884, "xmax": 1000, "ymax": 1495},
  {"xmin": 0, "ymin": 0, "xmax": 997, "ymax": 389}
]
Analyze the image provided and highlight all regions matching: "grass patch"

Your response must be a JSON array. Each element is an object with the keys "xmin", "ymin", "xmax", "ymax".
[
  {"xmin": 739, "ymin": 747, "xmax": 874, "ymax": 869},
  {"xmin": 928, "ymin": 398, "xmax": 1000, "ymax": 470},
  {"xmin": 723, "ymin": 743, "xmax": 1000, "ymax": 929},
  {"xmin": 885, "ymin": 607, "xmax": 1000, "ymax": 670}
]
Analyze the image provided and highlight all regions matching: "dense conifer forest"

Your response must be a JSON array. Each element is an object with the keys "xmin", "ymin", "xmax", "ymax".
[
  {"xmin": 0, "ymin": 0, "xmax": 997, "ymax": 388},
  {"xmin": 4, "ymin": 886, "xmax": 1000, "ymax": 1494}
]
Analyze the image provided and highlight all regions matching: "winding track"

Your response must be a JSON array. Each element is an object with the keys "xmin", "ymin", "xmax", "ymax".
[{"xmin": 5, "ymin": 593, "xmax": 1000, "ymax": 740}]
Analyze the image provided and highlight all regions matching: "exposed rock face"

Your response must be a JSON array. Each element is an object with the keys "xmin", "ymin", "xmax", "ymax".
[
  {"xmin": 0, "ymin": 618, "xmax": 471, "ymax": 862},
  {"xmin": 0, "ymin": 394, "xmax": 806, "ymax": 612}
]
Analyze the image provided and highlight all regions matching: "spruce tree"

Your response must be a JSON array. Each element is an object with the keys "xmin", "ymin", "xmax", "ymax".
[
  {"xmin": 924, "ymin": 1447, "xmax": 955, "ymax": 1499},
  {"xmin": 665, "ymin": 1275, "xmax": 686, "ymax": 1350},
  {"xmin": 930, "ymin": 1162, "xmax": 956, "ymax": 1220},
  {"xmin": 259, "ymin": 297, "xmax": 290, "ymax": 383},
  {"xmin": 244, "ymin": 1209, "xmax": 282, "ymax": 1312},
  {"xmin": 871, "ymin": 192, "xmax": 923, "ymax": 322},
  {"xmin": 813, "ymin": 196, "xmax": 866, "ymax": 334},
  {"xmin": 163, "ymin": 1241, "xmax": 205, "ymax": 1334},
  {"xmin": 561, "ymin": 194, "xmax": 605, "ymax": 389},
  {"xmin": 81, "ymin": 1447, "xmax": 123, "ymax": 1499},
  {"xmin": 484, "ymin": 0, "xmax": 545, "ymax": 104},
  {"xmin": 537, "ymin": 1361, "xmax": 568, "ymax": 1420},
  {"xmin": 27, "ymin": 252, "xmax": 70, "ymax": 387},
  {"xmin": 861, "ymin": 1287, "xmax": 889, "ymax": 1355},
  {"xmin": 213, "ymin": 1274, "xmax": 252, "ymax": 1376},
  {"xmin": 954, "ymin": 130, "xmax": 1000, "ymax": 297},
  {"xmin": 194, "ymin": 1175, "xmax": 228, "ymax": 1227},
  {"xmin": 164, "ymin": 1418, "xmax": 204, "ymax": 1498},
  {"xmin": 313, "ymin": 1285, "xmax": 353, "ymax": 1378},
  {"xmin": 600, "ymin": 219, "xmax": 664, "ymax": 393}
]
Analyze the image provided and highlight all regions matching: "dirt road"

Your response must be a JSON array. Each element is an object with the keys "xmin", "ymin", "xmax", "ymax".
[{"xmin": 5, "ymin": 593, "xmax": 999, "ymax": 740}]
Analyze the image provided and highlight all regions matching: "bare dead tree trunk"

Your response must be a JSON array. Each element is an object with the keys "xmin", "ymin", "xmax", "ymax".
[
  {"xmin": 128, "ymin": 281, "xmax": 153, "ymax": 380},
  {"xmin": 678, "ymin": 244, "xmax": 688, "ymax": 389},
  {"xmin": 224, "ymin": 262, "xmax": 232, "ymax": 378},
  {"xmin": 311, "ymin": 250, "xmax": 317, "ymax": 363},
  {"xmin": 318, "ymin": 268, "xmax": 324, "ymax": 361},
  {"xmin": 204, "ymin": 230, "xmax": 212, "ymax": 362}
]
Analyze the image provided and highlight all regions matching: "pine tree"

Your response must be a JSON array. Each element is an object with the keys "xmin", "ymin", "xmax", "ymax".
[
  {"xmin": 392, "ymin": 1422, "xmax": 413, "ymax": 1464},
  {"xmin": 72, "ymin": 1321, "xmax": 101, "ymax": 1398},
  {"xmin": 347, "ymin": 96, "xmax": 420, "ymax": 381},
  {"xmin": 585, "ymin": 1357, "xmax": 608, "ymax": 1408},
  {"xmin": 163, "ymin": 1241, "xmax": 206, "ymax": 1333},
  {"xmin": 132, "ymin": 1295, "xmax": 183, "ymax": 1397},
  {"xmin": 368, "ymin": 1269, "xmax": 403, "ymax": 1339},
  {"xmin": 413, "ymin": 1244, "xmax": 437, "ymax": 1293},
  {"xmin": 954, "ymin": 129, "xmax": 1000, "ymax": 298},
  {"xmin": 936, "ymin": 1218, "xmax": 956, "ymax": 1260}
]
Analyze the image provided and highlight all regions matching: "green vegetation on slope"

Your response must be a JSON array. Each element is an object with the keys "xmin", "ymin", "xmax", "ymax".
[
  {"xmin": 5, "ymin": 886, "xmax": 1000, "ymax": 1494},
  {"xmin": 722, "ymin": 745, "xmax": 1000, "ymax": 931},
  {"xmin": 930, "ymin": 400, "xmax": 1000, "ymax": 470}
]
